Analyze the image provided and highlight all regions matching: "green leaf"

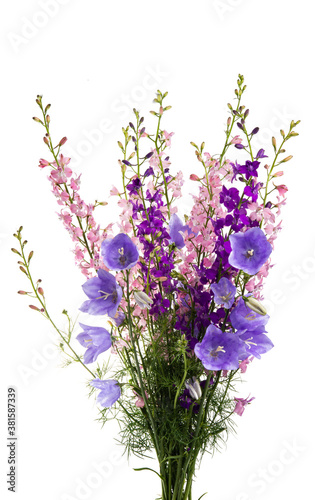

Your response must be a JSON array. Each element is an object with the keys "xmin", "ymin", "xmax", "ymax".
[{"xmin": 133, "ymin": 467, "xmax": 162, "ymax": 480}]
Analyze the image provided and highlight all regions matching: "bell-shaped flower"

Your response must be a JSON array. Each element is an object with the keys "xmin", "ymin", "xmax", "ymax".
[
  {"xmin": 101, "ymin": 233, "xmax": 139, "ymax": 271},
  {"xmin": 134, "ymin": 290, "xmax": 153, "ymax": 309},
  {"xmin": 90, "ymin": 378, "xmax": 121, "ymax": 407},
  {"xmin": 211, "ymin": 277, "xmax": 236, "ymax": 309},
  {"xmin": 169, "ymin": 214, "xmax": 195, "ymax": 249},
  {"xmin": 194, "ymin": 324, "xmax": 243, "ymax": 370},
  {"xmin": 228, "ymin": 227, "xmax": 272, "ymax": 275},
  {"xmin": 76, "ymin": 323, "xmax": 112, "ymax": 364},
  {"xmin": 238, "ymin": 326, "xmax": 274, "ymax": 359},
  {"xmin": 230, "ymin": 298, "xmax": 269, "ymax": 331},
  {"xmin": 80, "ymin": 269, "xmax": 122, "ymax": 316}
]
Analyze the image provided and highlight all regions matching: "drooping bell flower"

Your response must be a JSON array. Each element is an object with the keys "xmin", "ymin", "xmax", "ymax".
[
  {"xmin": 134, "ymin": 290, "xmax": 153, "ymax": 309},
  {"xmin": 80, "ymin": 269, "xmax": 122, "ymax": 316},
  {"xmin": 228, "ymin": 227, "xmax": 272, "ymax": 275},
  {"xmin": 76, "ymin": 323, "xmax": 112, "ymax": 364},
  {"xmin": 211, "ymin": 277, "xmax": 236, "ymax": 309},
  {"xmin": 194, "ymin": 324, "xmax": 243, "ymax": 370},
  {"xmin": 230, "ymin": 297, "xmax": 269, "ymax": 331},
  {"xmin": 169, "ymin": 213, "xmax": 194, "ymax": 249},
  {"xmin": 90, "ymin": 378, "xmax": 121, "ymax": 407},
  {"xmin": 238, "ymin": 327, "xmax": 274, "ymax": 359},
  {"xmin": 101, "ymin": 233, "xmax": 139, "ymax": 271}
]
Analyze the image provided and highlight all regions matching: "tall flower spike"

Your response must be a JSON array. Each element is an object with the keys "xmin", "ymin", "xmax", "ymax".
[{"xmin": 101, "ymin": 234, "xmax": 139, "ymax": 271}]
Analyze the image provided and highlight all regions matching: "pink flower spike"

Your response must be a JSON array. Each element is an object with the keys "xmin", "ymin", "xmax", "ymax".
[{"xmin": 234, "ymin": 395, "xmax": 255, "ymax": 416}]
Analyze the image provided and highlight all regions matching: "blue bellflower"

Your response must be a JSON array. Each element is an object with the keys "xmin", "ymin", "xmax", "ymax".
[
  {"xmin": 80, "ymin": 269, "xmax": 123, "ymax": 316},
  {"xmin": 211, "ymin": 277, "xmax": 236, "ymax": 309},
  {"xmin": 194, "ymin": 324, "xmax": 243, "ymax": 370},
  {"xmin": 238, "ymin": 327, "xmax": 274, "ymax": 359},
  {"xmin": 228, "ymin": 227, "xmax": 272, "ymax": 275},
  {"xmin": 169, "ymin": 213, "xmax": 194, "ymax": 249},
  {"xmin": 101, "ymin": 233, "xmax": 139, "ymax": 271},
  {"xmin": 230, "ymin": 298, "xmax": 269, "ymax": 331},
  {"xmin": 76, "ymin": 323, "xmax": 112, "ymax": 364},
  {"xmin": 90, "ymin": 378, "xmax": 121, "ymax": 407}
]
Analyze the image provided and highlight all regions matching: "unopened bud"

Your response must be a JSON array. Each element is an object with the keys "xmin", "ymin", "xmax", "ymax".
[
  {"xmin": 38, "ymin": 287, "xmax": 44, "ymax": 296},
  {"xmin": 244, "ymin": 296, "xmax": 267, "ymax": 316},
  {"xmin": 134, "ymin": 291, "xmax": 153, "ymax": 309},
  {"xmin": 59, "ymin": 137, "xmax": 67, "ymax": 146},
  {"xmin": 185, "ymin": 377, "xmax": 202, "ymax": 400}
]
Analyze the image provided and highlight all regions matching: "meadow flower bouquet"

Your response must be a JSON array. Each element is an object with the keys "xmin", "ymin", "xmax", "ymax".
[{"xmin": 13, "ymin": 75, "xmax": 299, "ymax": 500}]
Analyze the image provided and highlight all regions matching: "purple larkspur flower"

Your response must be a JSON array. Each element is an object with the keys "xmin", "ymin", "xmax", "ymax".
[
  {"xmin": 211, "ymin": 277, "xmax": 236, "ymax": 309},
  {"xmin": 90, "ymin": 378, "xmax": 121, "ymax": 407},
  {"xmin": 76, "ymin": 323, "xmax": 112, "ymax": 364},
  {"xmin": 228, "ymin": 227, "xmax": 272, "ymax": 275},
  {"xmin": 230, "ymin": 298, "xmax": 269, "ymax": 331},
  {"xmin": 238, "ymin": 327, "xmax": 274, "ymax": 359},
  {"xmin": 169, "ymin": 213, "xmax": 194, "ymax": 249},
  {"xmin": 101, "ymin": 233, "xmax": 139, "ymax": 271},
  {"xmin": 219, "ymin": 186, "xmax": 240, "ymax": 212},
  {"xmin": 194, "ymin": 324, "xmax": 243, "ymax": 370},
  {"xmin": 244, "ymin": 180, "xmax": 263, "ymax": 202},
  {"xmin": 80, "ymin": 269, "xmax": 122, "ymax": 316},
  {"xmin": 238, "ymin": 160, "xmax": 260, "ymax": 180}
]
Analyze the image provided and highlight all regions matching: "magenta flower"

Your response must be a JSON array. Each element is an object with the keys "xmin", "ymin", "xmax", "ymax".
[
  {"xmin": 101, "ymin": 233, "xmax": 139, "ymax": 271},
  {"xmin": 194, "ymin": 324, "xmax": 243, "ymax": 370},
  {"xmin": 80, "ymin": 269, "xmax": 122, "ymax": 316},
  {"xmin": 234, "ymin": 395, "xmax": 255, "ymax": 416},
  {"xmin": 76, "ymin": 324, "xmax": 112, "ymax": 364},
  {"xmin": 211, "ymin": 277, "xmax": 236, "ymax": 309},
  {"xmin": 90, "ymin": 378, "xmax": 121, "ymax": 407},
  {"xmin": 228, "ymin": 227, "xmax": 272, "ymax": 275}
]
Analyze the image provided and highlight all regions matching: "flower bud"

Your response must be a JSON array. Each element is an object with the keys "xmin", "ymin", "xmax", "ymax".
[
  {"xmin": 185, "ymin": 377, "xmax": 202, "ymax": 400},
  {"xmin": 134, "ymin": 291, "xmax": 153, "ymax": 309},
  {"xmin": 244, "ymin": 296, "xmax": 267, "ymax": 316}
]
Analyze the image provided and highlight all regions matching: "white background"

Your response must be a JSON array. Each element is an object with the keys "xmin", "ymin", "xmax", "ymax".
[{"xmin": 1, "ymin": 1, "xmax": 314, "ymax": 499}]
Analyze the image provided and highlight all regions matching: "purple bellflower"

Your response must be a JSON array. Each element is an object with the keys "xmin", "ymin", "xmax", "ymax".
[
  {"xmin": 230, "ymin": 297, "xmax": 269, "ymax": 331},
  {"xmin": 169, "ymin": 213, "xmax": 194, "ymax": 249},
  {"xmin": 238, "ymin": 327, "xmax": 274, "ymax": 359},
  {"xmin": 211, "ymin": 277, "xmax": 236, "ymax": 309},
  {"xmin": 101, "ymin": 233, "xmax": 139, "ymax": 271},
  {"xmin": 80, "ymin": 269, "xmax": 122, "ymax": 316},
  {"xmin": 90, "ymin": 378, "xmax": 121, "ymax": 407},
  {"xmin": 76, "ymin": 323, "xmax": 112, "ymax": 364},
  {"xmin": 228, "ymin": 227, "xmax": 272, "ymax": 275},
  {"xmin": 194, "ymin": 324, "xmax": 243, "ymax": 370}
]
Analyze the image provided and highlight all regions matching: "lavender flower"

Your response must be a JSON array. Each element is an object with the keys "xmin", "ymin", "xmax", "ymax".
[
  {"xmin": 211, "ymin": 277, "xmax": 236, "ymax": 309},
  {"xmin": 90, "ymin": 378, "xmax": 121, "ymax": 407},
  {"xmin": 228, "ymin": 227, "xmax": 272, "ymax": 275},
  {"xmin": 169, "ymin": 213, "xmax": 193, "ymax": 249},
  {"xmin": 194, "ymin": 324, "xmax": 243, "ymax": 370},
  {"xmin": 101, "ymin": 233, "xmax": 139, "ymax": 271},
  {"xmin": 80, "ymin": 269, "xmax": 122, "ymax": 316},
  {"xmin": 76, "ymin": 323, "xmax": 112, "ymax": 364},
  {"xmin": 238, "ymin": 327, "xmax": 274, "ymax": 359},
  {"xmin": 230, "ymin": 298, "xmax": 269, "ymax": 331}
]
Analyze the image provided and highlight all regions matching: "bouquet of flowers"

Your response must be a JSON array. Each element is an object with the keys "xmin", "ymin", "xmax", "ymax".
[{"xmin": 13, "ymin": 75, "xmax": 299, "ymax": 500}]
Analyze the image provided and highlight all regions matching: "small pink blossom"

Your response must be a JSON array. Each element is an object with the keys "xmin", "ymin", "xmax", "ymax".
[
  {"xmin": 234, "ymin": 395, "xmax": 255, "ymax": 416},
  {"xmin": 230, "ymin": 135, "xmax": 242, "ymax": 145},
  {"xmin": 274, "ymin": 183, "xmax": 288, "ymax": 197},
  {"xmin": 163, "ymin": 130, "xmax": 174, "ymax": 147}
]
